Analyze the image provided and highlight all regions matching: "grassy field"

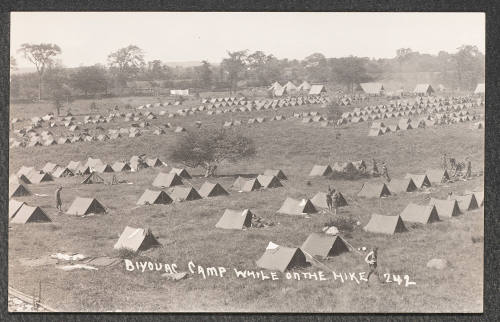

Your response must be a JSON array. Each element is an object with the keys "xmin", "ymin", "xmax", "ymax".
[{"xmin": 8, "ymin": 95, "xmax": 484, "ymax": 312}]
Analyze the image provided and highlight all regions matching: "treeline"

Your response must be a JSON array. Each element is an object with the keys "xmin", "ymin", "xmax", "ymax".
[{"xmin": 10, "ymin": 44, "xmax": 484, "ymax": 102}]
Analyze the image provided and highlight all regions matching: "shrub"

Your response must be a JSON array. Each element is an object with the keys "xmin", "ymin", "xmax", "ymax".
[{"xmin": 324, "ymin": 215, "xmax": 357, "ymax": 232}]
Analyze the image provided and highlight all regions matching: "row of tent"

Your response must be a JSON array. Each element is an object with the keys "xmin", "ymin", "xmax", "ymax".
[
  {"xmin": 222, "ymin": 115, "xmax": 287, "ymax": 127},
  {"xmin": 364, "ymin": 189, "xmax": 483, "ymax": 235},
  {"xmin": 309, "ymin": 162, "xmax": 366, "ymax": 177}
]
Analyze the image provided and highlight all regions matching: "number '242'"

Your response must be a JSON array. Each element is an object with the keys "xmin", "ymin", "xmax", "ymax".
[{"xmin": 383, "ymin": 274, "xmax": 416, "ymax": 287}]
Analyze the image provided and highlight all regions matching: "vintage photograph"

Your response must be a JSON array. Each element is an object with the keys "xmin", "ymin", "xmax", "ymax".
[{"xmin": 8, "ymin": 12, "xmax": 484, "ymax": 312}]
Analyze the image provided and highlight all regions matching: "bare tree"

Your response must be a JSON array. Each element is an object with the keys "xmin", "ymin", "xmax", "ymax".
[{"xmin": 17, "ymin": 43, "xmax": 62, "ymax": 101}]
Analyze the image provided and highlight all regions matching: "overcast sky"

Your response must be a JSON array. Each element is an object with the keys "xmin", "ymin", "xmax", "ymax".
[{"xmin": 11, "ymin": 12, "xmax": 485, "ymax": 68}]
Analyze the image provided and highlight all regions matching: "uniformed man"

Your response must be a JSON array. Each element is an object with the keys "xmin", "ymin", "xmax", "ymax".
[
  {"xmin": 55, "ymin": 186, "xmax": 63, "ymax": 212},
  {"xmin": 365, "ymin": 247, "xmax": 379, "ymax": 282}
]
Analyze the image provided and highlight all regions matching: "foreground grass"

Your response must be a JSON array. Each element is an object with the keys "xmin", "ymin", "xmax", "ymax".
[{"xmin": 8, "ymin": 97, "xmax": 484, "ymax": 312}]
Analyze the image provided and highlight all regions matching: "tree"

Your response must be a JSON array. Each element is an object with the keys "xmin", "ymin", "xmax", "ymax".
[
  {"xmin": 170, "ymin": 128, "xmax": 256, "ymax": 177},
  {"xmin": 221, "ymin": 50, "xmax": 248, "ymax": 94},
  {"xmin": 330, "ymin": 56, "xmax": 373, "ymax": 93},
  {"xmin": 454, "ymin": 45, "xmax": 484, "ymax": 90},
  {"xmin": 71, "ymin": 65, "xmax": 108, "ymax": 96},
  {"xmin": 17, "ymin": 43, "xmax": 62, "ymax": 101},
  {"xmin": 10, "ymin": 56, "xmax": 17, "ymax": 73},
  {"xmin": 107, "ymin": 45, "xmax": 145, "ymax": 86},
  {"xmin": 44, "ymin": 66, "xmax": 71, "ymax": 116},
  {"xmin": 304, "ymin": 53, "xmax": 329, "ymax": 82},
  {"xmin": 195, "ymin": 60, "xmax": 213, "ymax": 88}
]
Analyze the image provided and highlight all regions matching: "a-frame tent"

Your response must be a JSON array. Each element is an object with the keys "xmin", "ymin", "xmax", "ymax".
[
  {"xmin": 309, "ymin": 165, "xmax": 333, "ymax": 177},
  {"xmin": 169, "ymin": 186, "xmax": 202, "ymax": 202},
  {"xmin": 256, "ymin": 175, "xmax": 283, "ymax": 188},
  {"xmin": 428, "ymin": 198, "xmax": 460, "ymax": 218},
  {"xmin": 9, "ymin": 199, "xmax": 26, "ymax": 219},
  {"xmin": 364, "ymin": 214, "xmax": 407, "ymax": 235},
  {"xmin": 114, "ymin": 226, "xmax": 161, "ymax": 252},
  {"xmin": 215, "ymin": 209, "xmax": 253, "ymax": 230},
  {"xmin": 152, "ymin": 172, "xmax": 183, "ymax": 188},
  {"xmin": 256, "ymin": 242, "xmax": 308, "ymax": 272},
  {"xmin": 277, "ymin": 197, "xmax": 317, "ymax": 215},
  {"xmin": 28, "ymin": 172, "xmax": 53, "ymax": 184},
  {"xmin": 263, "ymin": 169, "xmax": 287, "ymax": 180},
  {"xmin": 388, "ymin": 178, "xmax": 418, "ymax": 194},
  {"xmin": 232, "ymin": 177, "xmax": 261, "ymax": 192},
  {"xmin": 66, "ymin": 197, "xmax": 106, "ymax": 216},
  {"xmin": 9, "ymin": 183, "xmax": 31, "ymax": 198},
  {"xmin": 52, "ymin": 167, "xmax": 74, "ymax": 178},
  {"xmin": 357, "ymin": 182, "xmax": 391, "ymax": 198},
  {"xmin": 404, "ymin": 174, "xmax": 431, "ymax": 188},
  {"xmin": 310, "ymin": 191, "xmax": 348, "ymax": 209},
  {"xmin": 169, "ymin": 167, "xmax": 192, "ymax": 179},
  {"xmin": 199, "ymin": 182, "xmax": 229, "ymax": 198},
  {"xmin": 452, "ymin": 194, "xmax": 479, "ymax": 212},
  {"xmin": 136, "ymin": 189, "xmax": 173, "ymax": 205},
  {"xmin": 112, "ymin": 161, "xmax": 131, "ymax": 172},
  {"xmin": 425, "ymin": 169, "xmax": 450, "ymax": 184},
  {"xmin": 10, "ymin": 205, "xmax": 51, "ymax": 224},
  {"xmin": 300, "ymin": 233, "xmax": 349, "ymax": 259},
  {"xmin": 400, "ymin": 203, "xmax": 440, "ymax": 224},
  {"xmin": 81, "ymin": 172, "xmax": 105, "ymax": 184}
]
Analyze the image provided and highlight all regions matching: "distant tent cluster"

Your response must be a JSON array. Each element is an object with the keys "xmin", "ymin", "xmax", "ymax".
[
  {"xmin": 309, "ymin": 161, "xmax": 367, "ymax": 177},
  {"xmin": 268, "ymin": 81, "xmax": 326, "ymax": 97}
]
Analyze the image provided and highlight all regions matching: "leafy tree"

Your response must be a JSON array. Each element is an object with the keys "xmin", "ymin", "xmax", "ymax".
[
  {"xmin": 454, "ymin": 45, "xmax": 484, "ymax": 90},
  {"xmin": 17, "ymin": 43, "xmax": 62, "ymax": 100},
  {"xmin": 71, "ymin": 65, "xmax": 108, "ymax": 96},
  {"xmin": 221, "ymin": 50, "xmax": 248, "ymax": 94},
  {"xmin": 170, "ymin": 128, "xmax": 256, "ymax": 177},
  {"xmin": 330, "ymin": 56, "xmax": 373, "ymax": 93},
  {"xmin": 304, "ymin": 53, "xmax": 329, "ymax": 82},
  {"xmin": 107, "ymin": 45, "xmax": 145, "ymax": 85},
  {"xmin": 44, "ymin": 66, "xmax": 71, "ymax": 115},
  {"xmin": 195, "ymin": 60, "xmax": 213, "ymax": 88}
]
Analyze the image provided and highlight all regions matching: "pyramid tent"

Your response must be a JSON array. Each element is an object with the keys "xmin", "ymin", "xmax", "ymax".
[
  {"xmin": 169, "ymin": 186, "xmax": 202, "ymax": 202},
  {"xmin": 263, "ymin": 169, "xmax": 287, "ymax": 180},
  {"xmin": 215, "ymin": 209, "xmax": 253, "ymax": 230},
  {"xmin": 81, "ymin": 172, "xmax": 105, "ymax": 184},
  {"xmin": 199, "ymin": 182, "xmax": 229, "ymax": 198},
  {"xmin": 425, "ymin": 169, "xmax": 450, "ymax": 184},
  {"xmin": 146, "ymin": 158, "xmax": 164, "ymax": 167},
  {"xmin": 388, "ymin": 178, "xmax": 418, "ymax": 194},
  {"xmin": 152, "ymin": 172, "xmax": 183, "ymax": 188},
  {"xmin": 256, "ymin": 175, "xmax": 283, "ymax": 188},
  {"xmin": 94, "ymin": 164, "xmax": 114, "ymax": 173},
  {"xmin": 404, "ymin": 174, "xmax": 431, "ymax": 188},
  {"xmin": 400, "ymin": 203, "xmax": 440, "ymax": 224},
  {"xmin": 9, "ymin": 199, "xmax": 26, "ymax": 219},
  {"xmin": 16, "ymin": 174, "xmax": 31, "ymax": 184},
  {"xmin": 332, "ymin": 162, "xmax": 356, "ymax": 173},
  {"xmin": 136, "ymin": 189, "xmax": 173, "ymax": 205},
  {"xmin": 309, "ymin": 165, "xmax": 333, "ymax": 177},
  {"xmin": 9, "ymin": 183, "xmax": 31, "ymax": 198},
  {"xmin": 10, "ymin": 205, "xmax": 51, "ymax": 224},
  {"xmin": 52, "ymin": 167, "xmax": 74, "ymax": 178},
  {"xmin": 310, "ymin": 191, "xmax": 348, "ymax": 209},
  {"xmin": 268, "ymin": 82, "xmax": 281, "ymax": 91},
  {"xmin": 277, "ymin": 197, "xmax": 317, "ymax": 215},
  {"xmin": 357, "ymin": 182, "xmax": 391, "ymax": 198},
  {"xmin": 283, "ymin": 81, "xmax": 298, "ymax": 93},
  {"xmin": 256, "ymin": 243, "xmax": 308, "ymax": 272},
  {"xmin": 67, "ymin": 197, "xmax": 106, "ymax": 216},
  {"xmin": 67, "ymin": 161, "xmax": 82, "ymax": 172},
  {"xmin": 429, "ymin": 198, "xmax": 460, "ymax": 218},
  {"xmin": 170, "ymin": 167, "xmax": 192, "ymax": 179},
  {"xmin": 364, "ymin": 214, "xmax": 407, "ymax": 235},
  {"xmin": 42, "ymin": 162, "xmax": 59, "ymax": 174},
  {"xmin": 28, "ymin": 172, "xmax": 53, "ymax": 184},
  {"xmin": 232, "ymin": 177, "xmax": 262, "ymax": 192},
  {"xmin": 114, "ymin": 226, "xmax": 161, "ymax": 252},
  {"xmin": 452, "ymin": 194, "xmax": 479, "ymax": 212},
  {"xmin": 301, "ymin": 233, "xmax": 349, "ymax": 259},
  {"xmin": 112, "ymin": 161, "xmax": 131, "ymax": 172}
]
